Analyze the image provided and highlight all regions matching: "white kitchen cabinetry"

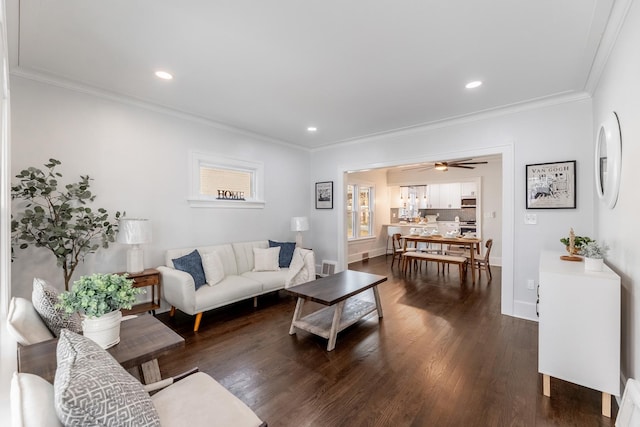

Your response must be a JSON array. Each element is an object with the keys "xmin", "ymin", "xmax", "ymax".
[
  {"xmin": 443, "ymin": 183, "xmax": 461, "ymax": 208},
  {"xmin": 426, "ymin": 183, "xmax": 461, "ymax": 209},
  {"xmin": 425, "ymin": 185, "xmax": 439, "ymax": 208},
  {"xmin": 538, "ymin": 251, "xmax": 620, "ymax": 417},
  {"xmin": 461, "ymin": 182, "xmax": 477, "ymax": 197}
]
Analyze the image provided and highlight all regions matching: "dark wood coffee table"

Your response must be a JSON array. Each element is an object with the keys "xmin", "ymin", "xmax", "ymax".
[
  {"xmin": 17, "ymin": 314, "xmax": 184, "ymax": 384},
  {"xmin": 286, "ymin": 270, "xmax": 387, "ymax": 351}
]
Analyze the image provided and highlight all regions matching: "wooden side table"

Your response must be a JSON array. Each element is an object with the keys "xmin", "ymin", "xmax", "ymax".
[{"xmin": 118, "ymin": 268, "xmax": 162, "ymax": 315}]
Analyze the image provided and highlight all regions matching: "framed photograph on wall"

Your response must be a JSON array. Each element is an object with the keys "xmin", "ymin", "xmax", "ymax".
[
  {"xmin": 315, "ymin": 181, "xmax": 333, "ymax": 209},
  {"xmin": 526, "ymin": 160, "xmax": 576, "ymax": 209}
]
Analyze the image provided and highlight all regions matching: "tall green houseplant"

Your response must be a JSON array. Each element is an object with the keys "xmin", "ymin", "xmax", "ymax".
[{"xmin": 11, "ymin": 159, "xmax": 122, "ymax": 290}]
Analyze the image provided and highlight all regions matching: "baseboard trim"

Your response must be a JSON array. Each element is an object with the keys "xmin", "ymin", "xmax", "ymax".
[
  {"xmin": 513, "ymin": 300, "xmax": 538, "ymax": 322},
  {"xmin": 347, "ymin": 248, "xmax": 386, "ymax": 264}
]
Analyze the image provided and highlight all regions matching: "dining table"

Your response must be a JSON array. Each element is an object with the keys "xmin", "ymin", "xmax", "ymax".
[{"xmin": 401, "ymin": 234, "xmax": 483, "ymax": 284}]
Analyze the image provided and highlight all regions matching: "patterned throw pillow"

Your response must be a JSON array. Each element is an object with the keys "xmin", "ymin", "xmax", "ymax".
[
  {"xmin": 32, "ymin": 278, "xmax": 82, "ymax": 337},
  {"xmin": 54, "ymin": 329, "xmax": 161, "ymax": 426},
  {"xmin": 172, "ymin": 250, "xmax": 207, "ymax": 290},
  {"xmin": 253, "ymin": 247, "xmax": 281, "ymax": 272},
  {"xmin": 268, "ymin": 240, "xmax": 297, "ymax": 268}
]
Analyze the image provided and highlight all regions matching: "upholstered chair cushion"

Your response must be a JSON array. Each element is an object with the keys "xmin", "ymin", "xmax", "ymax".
[
  {"xmin": 252, "ymin": 247, "xmax": 280, "ymax": 272},
  {"xmin": 151, "ymin": 372, "xmax": 264, "ymax": 427},
  {"xmin": 172, "ymin": 250, "xmax": 207, "ymax": 290},
  {"xmin": 31, "ymin": 278, "xmax": 82, "ymax": 337},
  {"xmin": 11, "ymin": 372, "xmax": 63, "ymax": 427},
  {"xmin": 54, "ymin": 329, "xmax": 160, "ymax": 426},
  {"xmin": 201, "ymin": 251, "xmax": 225, "ymax": 286},
  {"xmin": 268, "ymin": 240, "xmax": 297, "ymax": 267},
  {"xmin": 6, "ymin": 297, "xmax": 55, "ymax": 346}
]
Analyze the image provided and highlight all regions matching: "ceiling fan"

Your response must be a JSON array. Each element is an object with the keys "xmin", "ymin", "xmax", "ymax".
[{"xmin": 403, "ymin": 159, "xmax": 488, "ymax": 172}]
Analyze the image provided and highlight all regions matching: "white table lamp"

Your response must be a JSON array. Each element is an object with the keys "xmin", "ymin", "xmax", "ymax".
[
  {"xmin": 117, "ymin": 218, "xmax": 152, "ymax": 274},
  {"xmin": 291, "ymin": 216, "xmax": 309, "ymax": 248}
]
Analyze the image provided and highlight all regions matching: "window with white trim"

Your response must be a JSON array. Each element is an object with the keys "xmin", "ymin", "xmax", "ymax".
[
  {"xmin": 347, "ymin": 184, "xmax": 374, "ymax": 239},
  {"xmin": 188, "ymin": 151, "xmax": 265, "ymax": 208}
]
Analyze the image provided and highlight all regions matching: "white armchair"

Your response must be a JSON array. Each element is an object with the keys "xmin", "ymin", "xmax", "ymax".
[
  {"xmin": 11, "ymin": 370, "xmax": 266, "ymax": 427},
  {"xmin": 10, "ymin": 329, "xmax": 266, "ymax": 427}
]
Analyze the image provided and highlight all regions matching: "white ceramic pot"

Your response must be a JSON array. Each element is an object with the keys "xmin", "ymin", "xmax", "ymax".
[
  {"xmin": 82, "ymin": 310, "xmax": 122, "ymax": 349},
  {"xmin": 584, "ymin": 257, "xmax": 604, "ymax": 272}
]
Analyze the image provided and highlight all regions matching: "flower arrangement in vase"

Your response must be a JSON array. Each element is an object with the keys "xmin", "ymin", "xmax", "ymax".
[
  {"xmin": 579, "ymin": 241, "xmax": 609, "ymax": 272},
  {"xmin": 57, "ymin": 273, "xmax": 144, "ymax": 348}
]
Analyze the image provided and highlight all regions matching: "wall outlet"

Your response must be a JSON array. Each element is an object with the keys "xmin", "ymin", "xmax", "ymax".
[
  {"xmin": 524, "ymin": 213, "xmax": 537, "ymax": 224},
  {"xmin": 527, "ymin": 279, "xmax": 535, "ymax": 290}
]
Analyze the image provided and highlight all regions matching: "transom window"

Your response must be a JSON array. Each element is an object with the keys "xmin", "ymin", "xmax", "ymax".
[
  {"xmin": 188, "ymin": 151, "xmax": 264, "ymax": 208},
  {"xmin": 347, "ymin": 184, "xmax": 374, "ymax": 239}
]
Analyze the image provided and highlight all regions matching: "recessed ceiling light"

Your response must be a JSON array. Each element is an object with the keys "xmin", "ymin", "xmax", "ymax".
[
  {"xmin": 465, "ymin": 80, "xmax": 482, "ymax": 89},
  {"xmin": 155, "ymin": 71, "xmax": 173, "ymax": 80},
  {"xmin": 307, "ymin": 127, "xmax": 317, "ymax": 132}
]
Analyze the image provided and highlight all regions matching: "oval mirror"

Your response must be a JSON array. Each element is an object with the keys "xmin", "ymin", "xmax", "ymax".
[{"xmin": 595, "ymin": 112, "xmax": 622, "ymax": 209}]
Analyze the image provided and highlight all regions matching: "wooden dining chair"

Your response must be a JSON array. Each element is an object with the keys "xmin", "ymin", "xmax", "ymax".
[
  {"xmin": 443, "ymin": 244, "xmax": 470, "ymax": 273},
  {"xmin": 471, "ymin": 239, "xmax": 493, "ymax": 282},
  {"xmin": 391, "ymin": 233, "xmax": 416, "ymax": 268}
]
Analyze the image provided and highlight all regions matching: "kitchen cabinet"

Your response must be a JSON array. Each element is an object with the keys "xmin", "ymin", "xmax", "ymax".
[
  {"xmin": 461, "ymin": 182, "xmax": 477, "ymax": 197},
  {"xmin": 538, "ymin": 251, "xmax": 620, "ymax": 417},
  {"xmin": 425, "ymin": 185, "xmax": 439, "ymax": 208},
  {"xmin": 426, "ymin": 183, "xmax": 461, "ymax": 209}
]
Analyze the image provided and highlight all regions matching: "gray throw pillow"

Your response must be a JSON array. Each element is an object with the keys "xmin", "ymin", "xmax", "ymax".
[
  {"xmin": 32, "ymin": 278, "xmax": 82, "ymax": 337},
  {"xmin": 172, "ymin": 249, "xmax": 207, "ymax": 290},
  {"xmin": 54, "ymin": 329, "xmax": 161, "ymax": 426}
]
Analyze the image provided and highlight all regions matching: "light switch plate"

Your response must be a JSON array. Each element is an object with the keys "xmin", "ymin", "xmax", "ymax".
[{"xmin": 525, "ymin": 213, "xmax": 537, "ymax": 224}]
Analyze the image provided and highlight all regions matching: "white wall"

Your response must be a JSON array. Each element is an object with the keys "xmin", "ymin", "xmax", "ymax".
[
  {"xmin": 310, "ymin": 97, "xmax": 594, "ymax": 320},
  {"xmin": 592, "ymin": 0, "xmax": 640, "ymax": 385},
  {"xmin": 9, "ymin": 76, "xmax": 312, "ymax": 298}
]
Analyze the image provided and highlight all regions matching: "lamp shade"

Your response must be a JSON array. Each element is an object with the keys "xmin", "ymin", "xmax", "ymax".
[
  {"xmin": 117, "ymin": 219, "xmax": 152, "ymax": 245},
  {"xmin": 291, "ymin": 216, "xmax": 309, "ymax": 232}
]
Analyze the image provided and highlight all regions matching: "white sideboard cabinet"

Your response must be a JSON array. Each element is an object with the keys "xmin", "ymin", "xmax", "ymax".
[{"xmin": 538, "ymin": 250, "xmax": 620, "ymax": 417}]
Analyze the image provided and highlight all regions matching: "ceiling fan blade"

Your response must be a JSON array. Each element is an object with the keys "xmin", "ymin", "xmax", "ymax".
[
  {"xmin": 452, "ymin": 161, "xmax": 488, "ymax": 166},
  {"xmin": 450, "ymin": 165, "xmax": 476, "ymax": 169}
]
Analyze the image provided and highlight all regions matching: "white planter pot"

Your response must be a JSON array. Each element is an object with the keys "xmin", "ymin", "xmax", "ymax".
[
  {"xmin": 82, "ymin": 310, "xmax": 122, "ymax": 349},
  {"xmin": 584, "ymin": 257, "xmax": 604, "ymax": 272}
]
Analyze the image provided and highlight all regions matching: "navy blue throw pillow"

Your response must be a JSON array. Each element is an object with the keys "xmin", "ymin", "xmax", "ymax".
[
  {"xmin": 268, "ymin": 240, "xmax": 296, "ymax": 268},
  {"xmin": 172, "ymin": 250, "xmax": 207, "ymax": 290}
]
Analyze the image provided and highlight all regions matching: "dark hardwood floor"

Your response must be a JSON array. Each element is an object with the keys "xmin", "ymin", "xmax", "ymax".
[{"xmin": 156, "ymin": 255, "xmax": 617, "ymax": 426}]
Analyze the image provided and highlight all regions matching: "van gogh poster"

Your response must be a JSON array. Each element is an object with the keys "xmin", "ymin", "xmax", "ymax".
[{"xmin": 526, "ymin": 161, "xmax": 576, "ymax": 209}]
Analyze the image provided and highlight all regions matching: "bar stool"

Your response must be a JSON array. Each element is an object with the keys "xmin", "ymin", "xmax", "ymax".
[{"xmin": 386, "ymin": 226, "xmax": 402, "ymax": 256}]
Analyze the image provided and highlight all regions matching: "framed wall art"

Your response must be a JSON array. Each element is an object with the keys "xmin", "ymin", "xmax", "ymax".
[
  {"xmin": 526, "ymin": 160, "xmax": 576, "ymax": 209},
  {"xmin": 315, "ymin": 181, "xmax": 333, "ymax": 209}
]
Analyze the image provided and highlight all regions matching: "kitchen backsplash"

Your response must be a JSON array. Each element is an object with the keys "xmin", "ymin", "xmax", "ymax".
[{"xmin": 419, "ymin": 208, "xmax": 476, "ymax": 222}]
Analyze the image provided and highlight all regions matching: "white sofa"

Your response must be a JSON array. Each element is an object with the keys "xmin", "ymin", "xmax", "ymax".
[{"xmin": 158, "ymin": 240, "xmax": 315, "ymax": 331}]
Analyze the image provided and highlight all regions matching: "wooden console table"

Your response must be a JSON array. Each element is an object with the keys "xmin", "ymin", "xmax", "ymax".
[{"xmin": 286, "ymin": 270, "xmax": 387, "ymax": 351}]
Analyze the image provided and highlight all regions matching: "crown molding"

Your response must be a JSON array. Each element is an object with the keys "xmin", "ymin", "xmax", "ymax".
[
  {"xmin": 584, "ymin": 0, "xmax": 635, "ymax": 94},
  {"xmin": 9, "ymin": 67, "xmax": 309, "ymax": 152},
  {"xmin": 312, "ymin": 91, "xmax": 592, "ymax": 152}
]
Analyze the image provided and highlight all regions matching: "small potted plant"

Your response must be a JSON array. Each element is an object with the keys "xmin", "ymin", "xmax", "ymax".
[
  {"xmin": 57, "ymin": 273, "xmax": 144, "ymax": 348},
  {"xmin": 578, "ymin": 241, "xmax": 609, "ymax": 272},
  {"xmin": 560, "ymin": 229, "xmax": 592, "ymax": 255}
]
